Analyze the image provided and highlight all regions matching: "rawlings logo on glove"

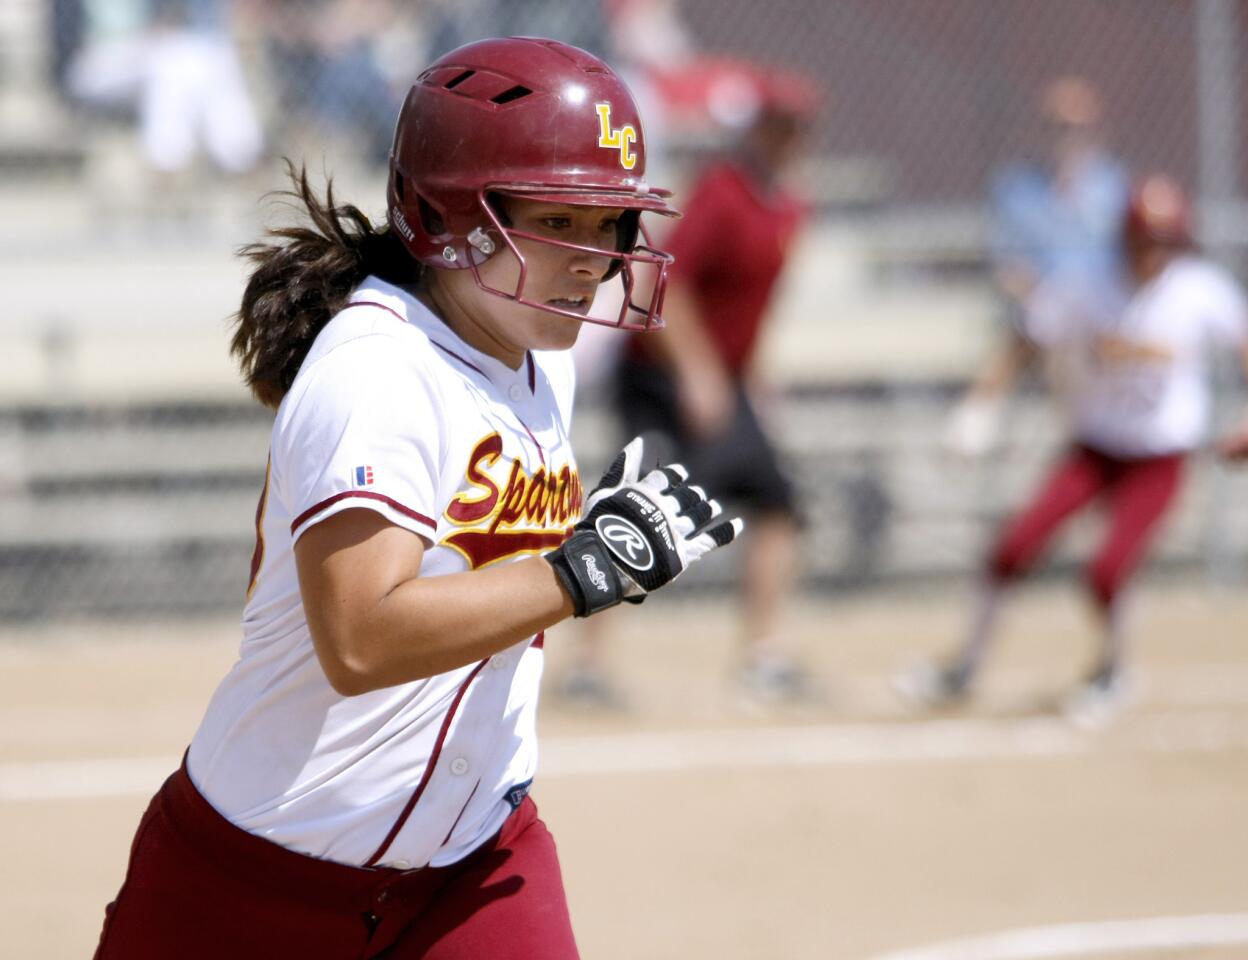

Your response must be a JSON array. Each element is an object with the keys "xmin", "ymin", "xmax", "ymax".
[
  {"xmin": 546, "ymin": 437, "xmax": 744, "ymax": 617},
  {"xmin": 582, "ymin": 553, "xmax": 610, "ymax": 593},
  {"xmin": 596, "ymin": 515, "xmax": 654, "ymax": 569}
]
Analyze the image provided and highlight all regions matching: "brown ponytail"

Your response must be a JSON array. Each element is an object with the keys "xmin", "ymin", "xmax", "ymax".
[{"xmin": 231, "ymin": 161, "xmax": 417, "ymax": 409}]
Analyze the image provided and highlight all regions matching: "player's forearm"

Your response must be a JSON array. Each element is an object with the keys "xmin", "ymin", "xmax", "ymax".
[
  {"xmin": 320, "ymin": 558, "xmax": 574, "ymax": 695},
  {"xmin": 967, "ymin": 333, "xmax": 1030, "ymax": 400}
]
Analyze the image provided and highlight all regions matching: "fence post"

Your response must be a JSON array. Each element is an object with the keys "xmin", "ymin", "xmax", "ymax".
[{"xmin": 1196, "ymin": 0, "xmax": 1244, "ymax": 587}]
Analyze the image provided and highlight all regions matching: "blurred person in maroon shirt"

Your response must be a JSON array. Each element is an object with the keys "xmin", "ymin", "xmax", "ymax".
[{"xmin": 612, "ymin": 69, "xmax": 816, "ymax": 702}]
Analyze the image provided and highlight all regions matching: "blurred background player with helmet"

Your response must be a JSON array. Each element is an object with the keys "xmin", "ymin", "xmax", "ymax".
[
  {"xmin": 995, "ymin": 75, "xmax": 1129, "ymax": 305},
  {"xmin": 899, "ymin": 174, "xmax": 1248, "ymax": 726}
]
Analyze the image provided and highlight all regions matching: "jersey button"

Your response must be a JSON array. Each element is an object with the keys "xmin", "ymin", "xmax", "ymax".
[
  {"xmin": 507, "ymin": 383, "xmax": 525, "ymax": 402},
  {"xmin": 490, "ymin": 656, "xmax": 508, "ymax": 671},
  {"xmin": 450, "ymin": 757, "xmax": 470, "ymax": 776}
]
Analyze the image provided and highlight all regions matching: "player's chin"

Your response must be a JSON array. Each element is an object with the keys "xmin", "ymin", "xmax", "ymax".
[{"xmin": 530, "ymin": 307, "xmax": 584, "ymax": 350}]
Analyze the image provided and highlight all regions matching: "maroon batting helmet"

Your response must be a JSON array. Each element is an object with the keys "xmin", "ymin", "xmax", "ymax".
[
  {"xmin": 1123, "ymin": 174, "xmax": 1193, "ymax": 249},
  {"xmin": 387, "ymin": 36, "xmax": 678, "ymax": 331}
]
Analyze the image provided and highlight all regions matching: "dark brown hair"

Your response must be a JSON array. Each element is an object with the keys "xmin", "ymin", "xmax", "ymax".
[{"xmin": 231, "ymin": 161, "xmax": 417, "ymax": 408}]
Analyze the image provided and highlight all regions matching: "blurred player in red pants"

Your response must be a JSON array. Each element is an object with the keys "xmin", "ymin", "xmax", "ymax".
[
  {"xmin": 899, "ymin": 175, "xmax": 1248, "ymax": 725},
  {"xmin": 611, "ymin": 69, "xmax": 817, "ymax": 702}
]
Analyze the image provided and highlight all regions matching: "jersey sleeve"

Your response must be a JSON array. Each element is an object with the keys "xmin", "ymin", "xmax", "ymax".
[
  {"xmin": 273, "ymin": 335, "xmax": 444, "ymax": 543},
  {"xmin": 1199, "ymin": 265, "xmax": 1248, "ymax": 347},
  {"xmin": 1021, "ymin": 276, "xmax": 1078, "ymax": 347}
]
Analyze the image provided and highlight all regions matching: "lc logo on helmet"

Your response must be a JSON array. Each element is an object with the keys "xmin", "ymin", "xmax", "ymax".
[
  {"xmin": 595, "ymin": 514, "xmax": 653, "ymax": 570},
  {"xmin": 595, "ymin": 102, "xmax": 637, "ymax": 170}
]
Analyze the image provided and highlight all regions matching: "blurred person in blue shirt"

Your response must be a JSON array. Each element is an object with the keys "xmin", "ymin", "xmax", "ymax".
[
  {"xmin": 991, "ymin": 75, "xmax": 1129, "ymax": 312},
  {"xmin": 945, "ymin": 75, "xmax": 1130, "ymax": 462}
]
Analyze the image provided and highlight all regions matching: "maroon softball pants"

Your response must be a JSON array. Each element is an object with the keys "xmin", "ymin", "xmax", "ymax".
[
  {"xmin": 94, "ymin": 764, "xmax": 579, "ymax": 959},
  {"xmin": 988, "ymin": 443, "xmax": 1185, "ymax": 607}
]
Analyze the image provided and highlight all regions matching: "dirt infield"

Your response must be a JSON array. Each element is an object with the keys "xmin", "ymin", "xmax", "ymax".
[{"xmin": 3, "ymin": 581, "xmax": 1247, "ymax": 959}]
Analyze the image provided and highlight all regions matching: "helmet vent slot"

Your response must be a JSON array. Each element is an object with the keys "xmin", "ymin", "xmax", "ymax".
[
  {"xmin": 490, "ymin": 85, "xmax": 532, "ymax": 104},
  {"xmin": 417, "ymin": 195, "xmax": 446, "ymax": 236},
  {"xmin": 444, "ymin": 70, "xmax": 475, "ymax": 90}
]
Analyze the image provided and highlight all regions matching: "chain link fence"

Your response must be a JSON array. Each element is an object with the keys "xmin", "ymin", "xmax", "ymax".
[
  {"xmin": 2, "ymin": 1, "xmax": 1247, "ymax": 618},
  {"xmin": 12, "ymin": 2, "xmax": 1248, "ymax": 215}
]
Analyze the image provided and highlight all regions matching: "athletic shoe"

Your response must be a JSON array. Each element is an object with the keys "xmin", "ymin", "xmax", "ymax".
[
  {"xmin": 1062, "ymin": 665, "xmax": 1129, "ymax": 729},
  {"xmin": 892, "ymin": 660, "xmax": 973, "ymax": 709},
  {"xmin": 739, "ymin": 656, "xmax": 818, "ymax": 705}
]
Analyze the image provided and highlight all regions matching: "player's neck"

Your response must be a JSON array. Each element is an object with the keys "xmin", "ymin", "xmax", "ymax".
[
  {"xmin": 418, "ymin": 284, "xmax": 525, "ymax": 370},
  {"xmin": 1129, "ymin": 249, "xmax": 1178, "ymax": 288}
]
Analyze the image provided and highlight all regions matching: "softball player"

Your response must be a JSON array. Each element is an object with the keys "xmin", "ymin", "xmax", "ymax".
[
  {"xmin": 95, "ymin": 37, "xmax": 740, "ymax": 960},
  {"xmin": 901, "ymin": 175, "xmax": 1248, "ymax": 726}
]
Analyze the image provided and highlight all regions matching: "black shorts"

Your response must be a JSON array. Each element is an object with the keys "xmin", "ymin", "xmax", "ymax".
[{"xmin": 612, "ymin": 356, "xmax": 800, "ymax": 521}]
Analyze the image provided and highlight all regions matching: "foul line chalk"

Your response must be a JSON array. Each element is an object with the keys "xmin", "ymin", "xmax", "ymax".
[
  {"xmin": 2, "ymin": 711, "xmax": 1246, "ymax": 801},
  {"xmin": 862, "ymin": 913, "xmax": 1248, "ymax": 960},
  {"xmin": 0, "ymin": 756, "xmax": 175, "ymax": 801}
]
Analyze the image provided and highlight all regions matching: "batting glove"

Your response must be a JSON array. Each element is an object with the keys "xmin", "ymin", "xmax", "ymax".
[{"xmin": 545, "ymin": 436, "xmax": 744, "ymax": 617}]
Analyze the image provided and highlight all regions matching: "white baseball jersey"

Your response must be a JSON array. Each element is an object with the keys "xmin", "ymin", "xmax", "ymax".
[
  {"xmin": 187, "ymin": 276, "xmax": 581, "ymax": 870},
  {"xmin": 1025, "ymin": 255, "xmax": 1248, "ymax": 457}
]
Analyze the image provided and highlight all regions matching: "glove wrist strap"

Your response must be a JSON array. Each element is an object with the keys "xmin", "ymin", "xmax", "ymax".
[{"xmin": 545, "ymin": 531, "xmax": 624, "ymax": 618}]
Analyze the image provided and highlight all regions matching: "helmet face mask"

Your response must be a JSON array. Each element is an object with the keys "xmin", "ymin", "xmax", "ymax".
[
  {"xmin": 388, "ymin": 37, "xmax": 678, "ymax": 331},
  {"xmin": 468, "ymin": 190, "xmax": 670, "ymax": 330}
]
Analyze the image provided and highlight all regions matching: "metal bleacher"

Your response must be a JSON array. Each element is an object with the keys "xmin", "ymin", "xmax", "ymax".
[
  {"xmin": 5, "ymin": 2, "xmax": 1247, "ymax": 620},
  {"xmin": 0, "ymin": 402, "xmax": 272, "ymax": 620}
]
